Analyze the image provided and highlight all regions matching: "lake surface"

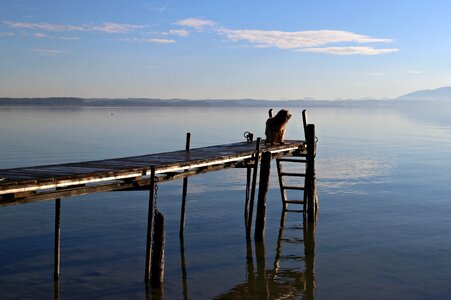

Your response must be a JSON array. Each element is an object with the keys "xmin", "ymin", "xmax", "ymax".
[{"xmin": 1, "ymin": 105, "xmax": 451, "ymax": 299}]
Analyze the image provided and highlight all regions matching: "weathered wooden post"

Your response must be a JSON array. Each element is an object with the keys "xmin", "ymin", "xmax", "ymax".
[
  {"xmin": 180, "ymin": 132, "xmax": 191, "ymax": 237},
  {"xmin": 305, "ymin": 124, "xmax": 317, "ymax": 221},
  {"xmin": 151, "ymin": 210, "xmax": 165, "ymax": 289},
  {"xmin": 244, "ymin": 133, "xmax": 254, "ymax": 229},
  {"xmin": 54, "ymin": 198, "xmax": 61, "ymax": 281},
  {"xmin": 246, "ymin": 138, "xmax": 261, "ymax": 240},
  {"xmin": 254, "ymin": 151, "xmax": 271, "ymax": 241},
  {"xmin": 145, "ymin": 167, "xmax": 156, "ymax": 282},
  {"xmin": 302, "ymin": 109, "xmax": 308, "ymax": 140}
]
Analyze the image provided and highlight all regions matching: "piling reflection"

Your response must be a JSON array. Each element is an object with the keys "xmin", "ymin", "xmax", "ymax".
[{"xmin": 215, "ymin": 211, "xmax": 317, "ymax": 299}]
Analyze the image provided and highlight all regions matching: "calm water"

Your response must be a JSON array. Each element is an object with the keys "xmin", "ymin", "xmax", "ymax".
[{"xmin": 1, "ymin": 105, "xmax": 451, "ymax": 299}]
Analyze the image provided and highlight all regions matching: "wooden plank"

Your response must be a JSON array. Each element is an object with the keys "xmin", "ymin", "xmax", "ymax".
[{"xmin": 0, "ymin": 141, "xmax": 306, "ymax": 198}]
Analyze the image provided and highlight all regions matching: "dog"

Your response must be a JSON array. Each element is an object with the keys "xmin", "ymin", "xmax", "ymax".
[{"xmin": 265, "ymin": 109, "xmax": 292, "ymax": 145}]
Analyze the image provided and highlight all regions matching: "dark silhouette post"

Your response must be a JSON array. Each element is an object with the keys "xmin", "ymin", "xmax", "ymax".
[
  {"xmin": 306, "ymin": 124, "xmax": 317, "ymax": 221},
  {"xmin": 145, "ymin": 167, "xmax": 156, "ymax": 282},
  {"xmin": 180, "ymin": 132, "xmax": 191, "ymax": 237},
  {"xmin": 54, "ymin": 198, "xmax": 61, "ymax": 281},
  {"xmin": 254, "ymin": 151, "xmax": 271, "ymax": 241},
  {"xmin": 246, "ymin": 138, "xmax": 261, "ymax": 240},
  {"xmin": 151, "ymin": 210, "xmax": 165, "ymax": 289}
]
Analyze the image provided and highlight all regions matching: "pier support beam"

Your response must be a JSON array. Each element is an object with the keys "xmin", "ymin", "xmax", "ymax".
[
  {"xmin": 254, "ymin": 151, "xmax": 271, "ymax": 241},
  {"xmin": 305, "ymin": 124, "xmax": 317, "ymax": 222},
  {"xmin": 54, "ymin": 198, "xmax": 61, "ymax": 281},
  {"xmin": 145, "ymin": 167, "xmax": 156, "ymax": 282},
  {"xmin": 151, "ymin": 210, "xmax": 165, "ymax": 289},
  {"xmin": 244, "ymin": 133, "xmax": 254, "ymax": 231},
  {"xmin": 180, "ymin": 132, "xmax": 191, "ymax": 238},
  {"xmin": 246, "ymin": 138, "xmax": 261, "ymax": 240}
]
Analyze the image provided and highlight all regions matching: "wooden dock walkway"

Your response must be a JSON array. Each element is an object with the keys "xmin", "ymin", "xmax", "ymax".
[
  {"xmin": 0, "ymin": 109, "xmax": 318, "ymax": 292},
  {"xmin": 0, "ymin": 140, "xmax": 305, "ymax": 206}
]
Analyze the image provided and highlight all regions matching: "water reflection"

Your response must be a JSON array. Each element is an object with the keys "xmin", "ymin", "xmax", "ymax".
[{"xmin": 214, "ymin": 212, "xmax": 317, "ymax": 299}]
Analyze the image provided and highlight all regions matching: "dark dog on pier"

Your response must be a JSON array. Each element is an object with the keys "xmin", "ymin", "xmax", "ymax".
[{"xmin": 265, "ymin": 109, "xmax": 292, "ymax": 145}]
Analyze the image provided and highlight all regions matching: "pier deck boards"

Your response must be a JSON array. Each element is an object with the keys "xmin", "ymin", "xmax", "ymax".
[{"xmin": 0, "ymin": 140, "xmax": 306, "ymax": 205}]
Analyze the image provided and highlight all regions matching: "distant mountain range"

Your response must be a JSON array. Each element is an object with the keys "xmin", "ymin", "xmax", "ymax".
[
  {"xmin": 1, "ymin": 86, "xmax": 450, "ymax": 107},
  {"xmin": 397, "ymin": 86, "xmax": 451, "ymax": 101}
]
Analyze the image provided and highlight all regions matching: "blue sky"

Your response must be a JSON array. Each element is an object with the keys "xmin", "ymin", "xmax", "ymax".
[{"xmin": 1, "ymin": 0, "xmax": 450, "ymax": 99}]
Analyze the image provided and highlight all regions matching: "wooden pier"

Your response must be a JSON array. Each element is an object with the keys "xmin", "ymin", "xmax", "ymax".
[{"xmin": 0, "ymin": 110, "xmax": 317, "ymax": 291}]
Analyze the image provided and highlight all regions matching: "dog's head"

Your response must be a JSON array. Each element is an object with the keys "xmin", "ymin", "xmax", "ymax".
[{"xmin": 275, "ymin": 109, "xmax": 292, "ymax": 122}]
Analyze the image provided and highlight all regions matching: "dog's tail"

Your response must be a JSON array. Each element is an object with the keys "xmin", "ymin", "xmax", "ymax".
[{"xmin": 268, "ymin": 109, "xmax": 273, "ymax": 118}]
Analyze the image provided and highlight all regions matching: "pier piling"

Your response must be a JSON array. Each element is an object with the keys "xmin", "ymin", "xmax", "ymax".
[
  {"xmin": 145, "ymin": 167, "xmax": 156, "ymax": 282},
  {"xmin": 246, "ymin": 138, "xmax": 261, "ymax": 240},
  {"xmin": 151, "ymin": 210, "xmax": 165, "ymax": 289},
  {"xmin": 54, "ymin": 198, "xmax": 61, "ymax": 281},
  {"xmin": 305, "ymin": 124, "xmax": 317, "ymax": 221},
  {"xmin": 254, "ymin": 151, "xmax": 271, "ymax": 241},
  {"xmin": 180, "ymin": 132, "xmax": 191, "ymax": 237}
]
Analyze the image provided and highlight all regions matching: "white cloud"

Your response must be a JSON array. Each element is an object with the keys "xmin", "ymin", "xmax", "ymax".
[
  {"xmin": 218, "ymin": 29, "xmax": 392, "ymax": 49},
  {"xmin": 119, "ymin": 37, "xmax": 176, "ymax": 44},
  {"xmin": 4, "ymin": 21, "xmax": 144, "ymax": 34},
  {"xmin": 167, "ymin": 29, "xmax": 189, "ymax": 37},
  {"xmin": 90, "ymin": 22, "xmax": 144, "ymax": 33},
  {"xmin": 299, "ymin": 46, "xmax": 398, "ymax": 55},
  {"xmin": 59, "ymin": 36, "xmax": 81, "ymax": 41},
  {"xmin": 5, "ymin": 21, "xmax": 83, "ymax": 31},
  {"xmin": 32, "ymin": 32, "xmax": 80, "ymax": 40},
  {"xmin": 33, "ymin": 32, "xmax": 48, "ymax": 38},
  {"xmin": 0, "ymin": 32, "xmax": 14, "ymax": 37},
  {"xmin": 175, "ymin": 17, "xmax": 398, "ymax": 55},
  {"xmin": 176, "ymin": 18, "xmax": 216, "ymax": 30},
  {"xmin": 33, "ymin": 48, "xmax": 66, "ymax": 56},
  {"xmin": 147, "ymin": 38, "xmax": 176, "ymax": 44}
]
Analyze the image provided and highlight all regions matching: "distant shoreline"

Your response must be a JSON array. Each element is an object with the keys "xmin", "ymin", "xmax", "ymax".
[{"xmin": 0, "ymin": 97, "xmax": 447, "ymax": 108}]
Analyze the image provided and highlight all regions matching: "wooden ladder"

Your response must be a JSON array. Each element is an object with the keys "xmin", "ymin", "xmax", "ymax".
[{"xmin": 276, "ymin": 156, "xmax": 308, "ymax": 213}]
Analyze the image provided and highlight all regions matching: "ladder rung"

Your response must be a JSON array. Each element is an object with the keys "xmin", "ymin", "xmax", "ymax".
[
  {"xmin": 277, "ymin": 158, "xmax": 307, "ymax": 163},
  {"xmin": 284, "ymin": 209, "xmax": 305, "ymax": 213},
  {"xmin": 280, "ymin": 172, "xmax": 306, "ymax": 177},
  {"xmin": 282, "ymin": 186, "xmax": 305, "ymax": 190},
  {"xmin": 284, "ymin": 200, "xmax": 305, "ymax": 204}
]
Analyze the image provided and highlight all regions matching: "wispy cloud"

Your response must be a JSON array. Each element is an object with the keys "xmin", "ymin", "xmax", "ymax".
[
  {"xmin": 147, "ymin": 38, "xmax": 175, "ymax": 44},
  {"xmin": 33, "ymin": 48, "xmax": 66, "ymax": 56},
  {"xmin": 0, "ymin": 32, "xmax": 14, "ymax": 37},
  {"xmin": 218, "ymin": 29, "xmax": 391, "ymax": 49},
  {"xmin": 119, "ymin": 37, "xmax": 175, "ymax": 44},
  {"xmin": 90, "ymin": 22, "xmax": 144, "ymax": 33},
  {"xmin": 299, "ymin": 46, "xmax": 398, "ymax": 55},
  {"xmin": 176, "ymin": 18, "xmax": 398, "ymax": 55},
  {"xmin": 33, "ymin": 32, "xmax": 48, "ymax": 38},
  {"xmin": 5, "ymin": 21, "xmax": 83, "ymax": 31},
  {"xmin": 166, "ymin": 29, "xmax": 189, "ymax": 37},
  {"xmin": 59, "ymin": 36, "xmax": 81, "ymax": 41},
  {"xmin": 5, "ymin": 21, "xmax": 144, "ymax": 33},
  {"xmin": 32, "ymin": 32, "xmax": 80, "ymax": 40},
  {"xmin": 175, "ymin": 18, "xmax": 216, "ymax": 30}
]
